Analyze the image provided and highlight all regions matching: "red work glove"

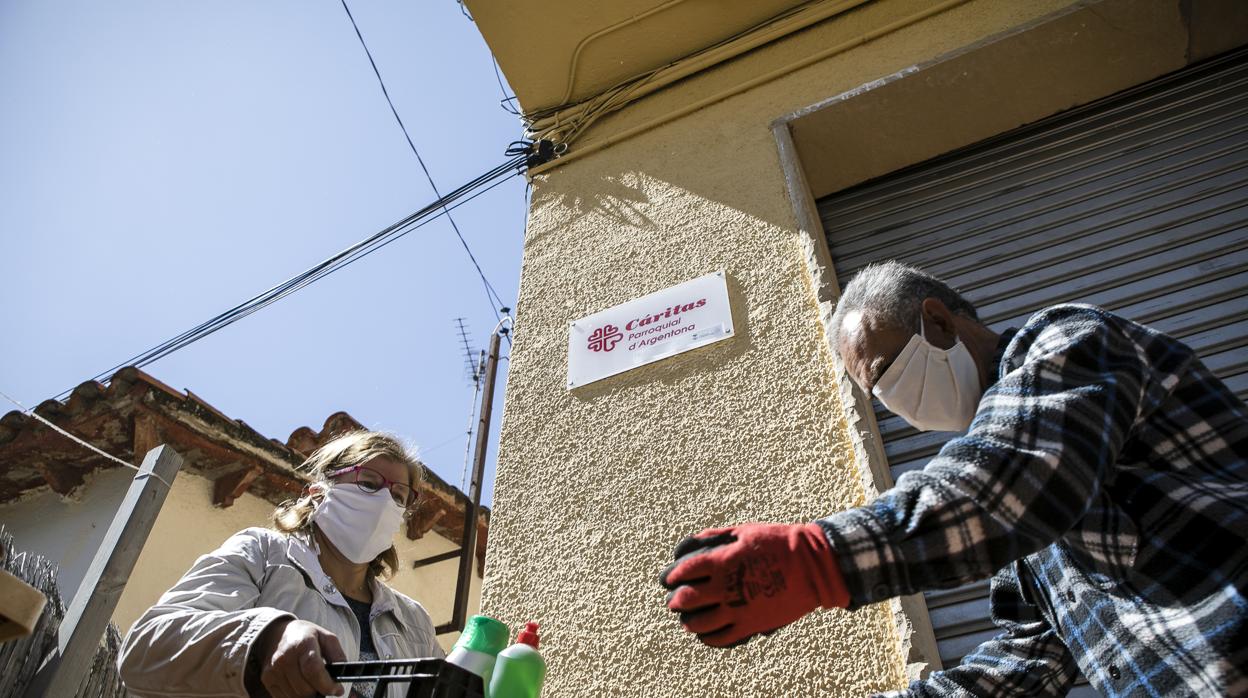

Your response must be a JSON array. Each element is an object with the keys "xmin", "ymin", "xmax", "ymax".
[{"xmin": 659, "ymin": 523, "xmax": 849, "ymax": 648}]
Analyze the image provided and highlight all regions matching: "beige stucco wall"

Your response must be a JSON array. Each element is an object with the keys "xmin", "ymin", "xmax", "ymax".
[
  {"xmin": 392, "ymin": 522, "xmax": 483, "ymax": 652},
  {"xmin": 1, "ymin": 468, "xmax": 477, "ymax": 654},
  {"xmin": 114, "ymin": 470, "xmax": 275, "ymax": 634},
  {"xmin": 481, "ymin": 1, "xmax": 1084, "ymax": 696}
]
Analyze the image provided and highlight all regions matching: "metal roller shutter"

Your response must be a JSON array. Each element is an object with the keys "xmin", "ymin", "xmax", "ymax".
[{"xmin": 817, "ymin": 48, "xmax": 1248, "ymax": 695}]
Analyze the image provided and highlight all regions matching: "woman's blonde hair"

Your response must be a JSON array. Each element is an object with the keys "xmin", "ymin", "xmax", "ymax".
[{"xmin": 271, "ymin": 430, "xmax": 422, "ymax": 580}]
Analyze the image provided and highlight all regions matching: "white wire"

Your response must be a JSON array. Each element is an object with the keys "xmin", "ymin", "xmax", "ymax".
[
  {"xmin": 0, "ymin": 388, "xmax": 172, "ymax": 490},
  {"xmin": 459, "ymin": 377, "xmax": 482, "ymax": 492},
  {"xmin": 491, "ymin": 315, "xmax": 515, "ymax": 337},
  {"xmin": 417, "ymin": 431, "xmax": 469, "ymax": 456}
]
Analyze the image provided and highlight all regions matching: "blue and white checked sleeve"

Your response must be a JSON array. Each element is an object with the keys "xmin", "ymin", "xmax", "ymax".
[
  {"xmin": 817, "ymin": 305, "xmax": 1180, "ymax": 606},
  {"xmin": 877, "ymin": 562, "xmax": 1079, "ymax": 697}
]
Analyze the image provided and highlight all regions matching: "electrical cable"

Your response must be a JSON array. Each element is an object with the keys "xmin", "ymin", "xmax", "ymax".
[
  {"xmin": 341, "ymin": 0, "xmax": 510, "ymax": 321},
  {"xmin": 50, "ymin": 8, "xmax": 561, "ymax": 401},
  {"xmin": 458, "ymin": 375, "xmax": 481, "ymax": 491},
  {"xmin": 54, "ymin": 155, "xmax": 527, "ymax": 401},
  {"xmin": 520, "ymin": 0, "xmax": 841, "ymax": 149},
  {"xmin": 417, "ymin": 429, "xmax": 473, "ymax": 457},
  {"xmin": 452, "ymin": 0, "xmax": 513, "ymax": 121},
  {"xmin": 491, "ymin": 56, "xmax": 521, "ymax": 115}
]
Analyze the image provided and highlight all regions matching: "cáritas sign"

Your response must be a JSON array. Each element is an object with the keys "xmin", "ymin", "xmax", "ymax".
[{"xmin": 567, "ymin": 271, "xmax": 734, "ymax": 388}]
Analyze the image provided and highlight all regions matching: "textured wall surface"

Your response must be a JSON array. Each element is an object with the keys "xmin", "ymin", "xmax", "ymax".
[
  {"xmin": 481, "ymin": 0, "xmax": 1079, "ymax": 696},
  {"xmin": 0, "ymin": 469, "xmax": 479, "ymax": 652}
]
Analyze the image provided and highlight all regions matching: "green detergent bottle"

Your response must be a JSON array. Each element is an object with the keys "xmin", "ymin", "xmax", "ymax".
[
  {"xmin": 488, "ymin": 622, "xmax": 546, "ymax": 698},
  {"xmin": 446, "ymin": 614, "xmax": 511, "ymax": 696}
]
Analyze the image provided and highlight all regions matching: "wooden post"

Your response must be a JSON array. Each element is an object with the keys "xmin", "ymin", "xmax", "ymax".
[
  {"xmin": 24, "ymin": 445, "xmax": 183, "ymax": 698},
  {"xmin": 448, "ymin": 327, "xmax": 502, "ymax": 633}
]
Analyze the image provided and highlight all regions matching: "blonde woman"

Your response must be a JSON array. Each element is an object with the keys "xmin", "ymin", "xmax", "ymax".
[{"xmin": 120, "ymin": 431, "xmax": 443, "ymax": 698}]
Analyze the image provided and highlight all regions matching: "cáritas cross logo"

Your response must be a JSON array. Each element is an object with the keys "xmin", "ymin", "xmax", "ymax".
[{"xmin": 587, "ymin": 324, "xmax": 623, "ymax": 352}]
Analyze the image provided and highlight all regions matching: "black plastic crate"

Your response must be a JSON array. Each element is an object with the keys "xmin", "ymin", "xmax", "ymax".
[{"xmin": 327, "ymin": 658, "xmax": 484, "ymax": 698}]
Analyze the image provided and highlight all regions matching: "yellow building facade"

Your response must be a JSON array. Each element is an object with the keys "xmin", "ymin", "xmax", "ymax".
[{"xmin": 469, "ymin": 1, "xmax": 1247, "ymax": 695}]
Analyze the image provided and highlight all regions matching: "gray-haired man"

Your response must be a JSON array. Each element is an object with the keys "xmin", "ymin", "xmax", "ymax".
[{"xmin": 661, "ymin": 261, "xmax": 1247, "ymax": 696}]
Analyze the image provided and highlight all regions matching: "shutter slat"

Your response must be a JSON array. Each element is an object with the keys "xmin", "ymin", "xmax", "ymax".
[
  {"xmin": 934, "ymin": 174, "xmax": 1248, "ymax": 294},
  {"xmin": 925, "ymin": 580, "xmax": 991, "ymax": 608},
  {"xmin": 824, "ymin": 65, "xmax": 1248, "ymax": 232},
  {"xmin": 928, "ymin": 595, "xmax": 995, "ymax": 640},
  {"xmin": 975, "ymin": 240, "xmax": 1248, "ymax": 326},
  {"xmin": 826, "ymin": 62, "xmax": 1248, "ymax": 217},
  {"xmin": 831, "ymin": 116, "xmax": 1248, "ymax": 271}
]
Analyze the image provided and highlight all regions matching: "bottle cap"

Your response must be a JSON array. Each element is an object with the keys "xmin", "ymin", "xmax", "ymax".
[
  {"xmin": 453, "ymin": 615, "xmax": 510, "ymax": 656},
  {"xmin": 515, "ymin": 622, "xmax": 540, "ymax": 649}
]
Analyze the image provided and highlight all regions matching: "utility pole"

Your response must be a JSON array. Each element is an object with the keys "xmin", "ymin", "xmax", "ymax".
[{"xmin": 446, "ymin": 310, "xmax": 509, "ymax": 633}]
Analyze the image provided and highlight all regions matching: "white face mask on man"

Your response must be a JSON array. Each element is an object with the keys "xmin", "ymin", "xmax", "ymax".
[
  {"xmin": 871, "ymin": 315, "xmax": 982, "ymax": 432},
  {"xmin": 311, "ymin": 483, "xmax": 406, "ymax": 564}
]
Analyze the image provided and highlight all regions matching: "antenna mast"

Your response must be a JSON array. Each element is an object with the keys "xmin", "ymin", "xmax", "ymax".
[{"xmin": 454, "ymin": 318, "xmax": 483, "ymax": 492}]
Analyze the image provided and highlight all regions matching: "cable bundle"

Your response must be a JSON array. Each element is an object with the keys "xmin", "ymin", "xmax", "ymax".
[{"xmin": 519, "ymin": 0, "xmax": 847, "ymax": 150}]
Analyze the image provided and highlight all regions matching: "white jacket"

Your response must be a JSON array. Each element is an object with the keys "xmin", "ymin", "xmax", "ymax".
[{"xmin": 119, "ymin": 527, "xmax": 443, "ymax": 697}]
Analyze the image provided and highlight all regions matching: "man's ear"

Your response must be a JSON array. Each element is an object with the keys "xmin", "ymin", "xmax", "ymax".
[{"xmin": 921, "ymin": 297, "xmax": 958, "ymax": 349}]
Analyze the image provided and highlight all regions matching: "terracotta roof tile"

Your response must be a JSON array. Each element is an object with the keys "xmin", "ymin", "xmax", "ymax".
[{"xmin": 0, "ymin": 367, "xmax": 488, "ymax": 565}]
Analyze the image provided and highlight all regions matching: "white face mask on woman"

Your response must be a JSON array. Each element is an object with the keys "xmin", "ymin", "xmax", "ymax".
[
  {"xmin": 311, "ymin": 483, "xmax": 406, "ymax": 564},
  {"xmin": 872, "ymin": 315, "xmax": 982, "ymax": 432}
]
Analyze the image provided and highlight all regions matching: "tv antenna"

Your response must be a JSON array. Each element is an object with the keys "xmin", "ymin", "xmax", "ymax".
[
  {"xmin": 454, "ymin": 318, "xmax": 486, "ymax": 491},
  {"xmin": 422, "ymin": 312, "xmax": 513, "ymax": 636}
]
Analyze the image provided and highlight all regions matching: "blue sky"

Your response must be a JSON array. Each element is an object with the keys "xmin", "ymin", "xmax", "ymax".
[{"xmin": 0, "ymin": 1, "xmax": 527, "ymax": 504}]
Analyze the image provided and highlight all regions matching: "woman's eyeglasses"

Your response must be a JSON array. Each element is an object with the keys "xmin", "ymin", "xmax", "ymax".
[{"xmin": 325, "ymin": 465, "xmax": 417, "ymax": 507}]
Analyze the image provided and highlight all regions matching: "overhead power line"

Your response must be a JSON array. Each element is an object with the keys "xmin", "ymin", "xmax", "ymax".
[
  {"xmin": 54, "ymin": 153, "xmax": 530, "ymax": 401},
  {"xmin": 491, "ymin": 56, "xmax": 521, "ymax": 116},
  {"xmin": 51, "ymin": 2, "xmax": 560, "ymax": 401},
  {"xmin": 341, "ymin": 0, "xmax": 510, "ymax": 321}
]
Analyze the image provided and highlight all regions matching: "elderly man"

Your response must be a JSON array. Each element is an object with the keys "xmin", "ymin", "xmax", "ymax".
[{"xmin": 661, "ymin": 261, "xmax": 1247, "ymax": 696}]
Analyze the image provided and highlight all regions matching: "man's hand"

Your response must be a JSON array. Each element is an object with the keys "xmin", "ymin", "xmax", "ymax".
[
  {"xmin": 249, "ymin": 619, "xmax": 346, "ymax": 698},
  {"xmin": 659, "ymin": 523, "xmax": 849, "ymax": 648}
]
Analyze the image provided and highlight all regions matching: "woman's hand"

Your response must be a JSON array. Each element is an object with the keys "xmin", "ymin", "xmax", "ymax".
[{"xmin": 250, "ymin": 619, "xmax": 347, "ymax": 697}]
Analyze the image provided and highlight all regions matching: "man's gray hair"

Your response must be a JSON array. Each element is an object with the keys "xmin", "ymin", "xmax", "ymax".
[{"xmin": 829, "ymin": 261, "xmax": 979, "ymax": 349}]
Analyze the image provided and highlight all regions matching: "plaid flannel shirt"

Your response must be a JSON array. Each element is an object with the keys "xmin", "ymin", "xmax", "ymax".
[{"xmin": 818, "ymin": 304, "xmax": 1248, "ymax": 697}]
